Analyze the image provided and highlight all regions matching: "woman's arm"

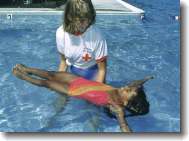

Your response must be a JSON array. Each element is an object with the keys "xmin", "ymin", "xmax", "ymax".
[
  {"xmin": 95, "ymin": 60, "xmax": 106, "ymax": 83},
  {"xmin": 58, "ymin": 54, "xmax": 67, "ymax": 72}
]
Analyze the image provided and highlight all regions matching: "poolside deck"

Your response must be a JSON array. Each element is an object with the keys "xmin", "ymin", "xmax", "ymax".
[
  {"xmin": 92, "ymin": 0, "xmax": 144, "ymax": 14},
  {"xmin": 0, "ymin": 0, "xmax": 144, "ymax": 14}
]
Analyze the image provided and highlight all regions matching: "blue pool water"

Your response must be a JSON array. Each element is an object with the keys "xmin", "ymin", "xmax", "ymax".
[{"xmin": 0, "ymin": 0, "xmax": 180, "ymax": 132}]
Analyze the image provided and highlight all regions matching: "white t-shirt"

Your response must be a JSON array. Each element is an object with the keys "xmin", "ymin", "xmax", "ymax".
[{"xmin": 56, "ymin": 25, "xmax": 108, "ymax": 69}]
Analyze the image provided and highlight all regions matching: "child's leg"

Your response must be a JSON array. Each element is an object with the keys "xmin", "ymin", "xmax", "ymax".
[
  {"xmin": 13, "ymin": 66, "xmax": 48, "ymax": 87},
  {"xmin": 15, "ymin": 64, "xmax": 54, "ymax": 80},
  {"xmin": 13, "ymin": 67, "xmax": 69, "ymax": 94},
  {"xmin": 15, "ymin": 64, "xmax": 77, "ymax": 83}
]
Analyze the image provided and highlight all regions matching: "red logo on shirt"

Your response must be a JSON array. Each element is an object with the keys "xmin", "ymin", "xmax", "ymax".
[{"xmin": 82, "ymin": 53, "xmax": 92, "ymax": 61}]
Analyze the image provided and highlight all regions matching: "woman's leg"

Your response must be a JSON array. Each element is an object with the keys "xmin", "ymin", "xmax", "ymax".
[{"xmin": 12, "ymin": 66, "xmax": 69, "ymax": 95}]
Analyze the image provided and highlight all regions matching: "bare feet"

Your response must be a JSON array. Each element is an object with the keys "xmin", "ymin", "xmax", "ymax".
[
  {"xmin": 12, "ymin": 65, "xmax": 25, "ymax": 79},
  {"xmin": 12, "ymin": 64, "xmax": 29, "ymax": 80},
  {"xmin": 14, "ymin": 64, "xmax": 28, "ymax": 73}
]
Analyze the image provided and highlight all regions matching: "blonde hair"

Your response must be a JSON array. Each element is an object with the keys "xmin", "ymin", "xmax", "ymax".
[{"xmin": 63, "ymin": 0, "xmax": 96, "ymax": 34}]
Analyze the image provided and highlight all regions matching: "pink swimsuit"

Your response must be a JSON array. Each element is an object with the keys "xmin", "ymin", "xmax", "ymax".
[{"xmin": 68, "ymin": 77, "xmax": 113, "ymax": 106}]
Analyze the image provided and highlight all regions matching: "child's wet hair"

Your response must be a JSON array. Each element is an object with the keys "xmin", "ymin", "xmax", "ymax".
[
  {"xmin": 104, "ymin": 86, "xmax": 150, "ymax": 118},
  {"xmin": 63, "ymin": 0, "xmax": 96, "ymax": 34},
  {"xmin": 126, "ymin": 86, "xmax": 149, "ymax": 115}
]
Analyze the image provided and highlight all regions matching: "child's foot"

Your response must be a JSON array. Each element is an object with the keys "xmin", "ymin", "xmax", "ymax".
[
  {"xmin": 12, "ymin": 65, "xmax": 27, "ymax": 80},
  {"xmin": 14, "ymin": 64, "xmax": 28, "ymax": 74}
]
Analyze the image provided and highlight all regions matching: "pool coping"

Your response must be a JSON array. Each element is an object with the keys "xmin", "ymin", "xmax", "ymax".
[{"xmin": 0, "ymin": 11, "xmax": 143, "ymax": 15}]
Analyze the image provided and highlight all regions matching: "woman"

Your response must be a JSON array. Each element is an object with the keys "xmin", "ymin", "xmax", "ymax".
[{"xmin": 56, "ymin": 0, "xmax": 107, "ymax": 82}]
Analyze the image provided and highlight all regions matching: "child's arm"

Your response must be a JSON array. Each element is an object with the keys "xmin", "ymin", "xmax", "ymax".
[
  {"xmin": 109, "ymin": 103, "xmax": 132, "ymax": 132},
  {"xmin": 116, "ymin": 108, "xmax": 132, "ymax": 132}
]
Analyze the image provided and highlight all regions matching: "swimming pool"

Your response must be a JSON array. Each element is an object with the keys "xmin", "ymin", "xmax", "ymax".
[{"xmin": 0, "ymin": 1, "xmax": 180, "ymax": 132}]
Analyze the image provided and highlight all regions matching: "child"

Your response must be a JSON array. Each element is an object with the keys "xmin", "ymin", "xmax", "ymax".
[
  {"xmin": 12, "ymin": 64, "xmax": 152, "ymax": 132},
  {"xmin": 56, "ymin": 0, "xmax": 107, "ymax": 82}
]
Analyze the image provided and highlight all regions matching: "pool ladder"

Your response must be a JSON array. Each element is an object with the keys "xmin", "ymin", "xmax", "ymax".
[
  {"xmin": 140, "ymin": 13, "xmax": 145, "ymax": 20},
  {"xmin": 7, "ymin": 14, "xmax": 13, "ymax": 20}
]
